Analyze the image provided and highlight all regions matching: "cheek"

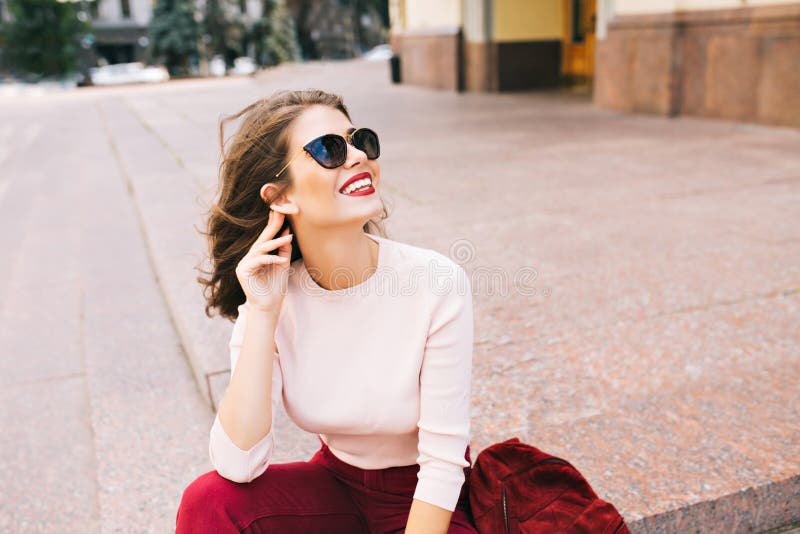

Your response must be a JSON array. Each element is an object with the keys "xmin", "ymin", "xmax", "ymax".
[
  {"xmin": 368, "ymin": 162, "xmax": 381, "ymax": 180},
  {"xmin": 297, "ymin": 171, "xmax": 337, "ymax": 203}
]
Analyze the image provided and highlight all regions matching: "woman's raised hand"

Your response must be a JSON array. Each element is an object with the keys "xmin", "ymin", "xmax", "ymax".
[{"xmin": 235, "ymin": 209, "xmax": 293, "ymax": 316}]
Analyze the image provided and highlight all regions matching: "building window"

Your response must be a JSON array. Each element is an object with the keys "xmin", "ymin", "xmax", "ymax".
[{"xmin": 121, "ymin": 0, "xmax": 131, "ymax": 18}]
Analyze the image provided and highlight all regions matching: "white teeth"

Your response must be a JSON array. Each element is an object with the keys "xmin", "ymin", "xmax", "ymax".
[{"xmin": 342, "ymin": 177, "xmax": 372, "ymax": 194}]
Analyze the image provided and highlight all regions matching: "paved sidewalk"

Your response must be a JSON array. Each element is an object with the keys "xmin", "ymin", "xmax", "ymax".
[
  {"xmin": 0, "ymin": 96, "xmax": 212, "ymax": 530},
  {"xmin": 0, "ymin": 58, "xmax": 798, "ymax": 532}
]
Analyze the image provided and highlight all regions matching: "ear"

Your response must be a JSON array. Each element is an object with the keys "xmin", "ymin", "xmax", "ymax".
[{"xmin": 260, "ymin": 183, "xmax": 299, "ymax": 215}]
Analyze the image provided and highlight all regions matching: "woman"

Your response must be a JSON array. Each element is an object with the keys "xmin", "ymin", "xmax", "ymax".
[{"xmin": 177, "ymin": 89, "xmax": 477, "ymax": 533}]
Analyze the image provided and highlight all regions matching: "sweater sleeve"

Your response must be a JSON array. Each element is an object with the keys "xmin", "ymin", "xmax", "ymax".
[
  {"xmin": 413, "ymin": 262, "xmax": 474, "ymax": 512},
  {"xmin": 208, "ymin": 303, "xmax": 283, "ymax": 483}
]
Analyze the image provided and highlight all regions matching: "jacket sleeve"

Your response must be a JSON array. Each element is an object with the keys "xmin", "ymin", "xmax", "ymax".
[
  {"xmin": 413, "ymin": 262, "xmax": 474, "ymax": 512},
  {"xmin": 208, "ymin": 303, "xmax": 283, "ymax": 483}
]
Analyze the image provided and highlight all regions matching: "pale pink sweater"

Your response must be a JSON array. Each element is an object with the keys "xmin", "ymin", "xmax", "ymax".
[{"xmin": 208, "ymin": 232, "xmax": 474, "ymax": 512}]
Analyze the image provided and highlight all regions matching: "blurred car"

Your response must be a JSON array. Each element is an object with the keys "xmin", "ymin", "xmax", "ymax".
[
  {"xmin": 229, "ymin": 57, "xmax": 257, "ymax": 76},
  {"xmin": 89, "ymin": 62, "xmax": 169, "ymax": 86},
  {"xmin": 362, "ymin": 44, "xmax": 393, "ymax": 61},
  {"xmin": 209, "ymin": 55, "xmax": 227, "ymax": 77}
]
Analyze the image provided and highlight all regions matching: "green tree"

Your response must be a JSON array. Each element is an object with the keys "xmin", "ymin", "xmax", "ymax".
[
  {"xmin": 203, "ymin": 0, "xmax": 244, "ymax": 66},
  {"xmin": 251, "ymin": 0, "xmax": 300, "ymax": 67},
  {"xmin": 148, "ymin": 0, "xmax": 199, "ymax": 76},
  {"xmin": 0, "ymin": 0, "xmax": 90, "ymax": 79}
]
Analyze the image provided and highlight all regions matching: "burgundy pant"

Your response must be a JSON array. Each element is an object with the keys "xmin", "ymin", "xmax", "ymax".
[{"xmin": 176, "ymin": 435, "xmax": 478, "ymax": 533}]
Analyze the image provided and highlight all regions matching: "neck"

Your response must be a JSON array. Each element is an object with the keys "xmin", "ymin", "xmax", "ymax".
[{"xmin": 296, "ymin": 226, "xmax": 378, "ymax": 291}]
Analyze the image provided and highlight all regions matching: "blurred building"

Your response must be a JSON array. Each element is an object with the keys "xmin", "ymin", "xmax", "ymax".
[
  {"xmin": 388, "ymin": 0, "xmax": 597, "ymax": 92},
  {"xmin": 388, "ymin": 0, "xmax": 800, "ymax": 127},
  {"xmin": 89, "ymin": 0, "xmax": 156, "ymax": 64},
  {"xmin": 88, "ymin": 0, "xmax": 386, "ymax": 65},
  {"xmin": 597, "ymin": 0, "xmax": 799, "ymax": 127},
  {"xmin": 87, "ymin": 0, "xmax": 267, "ymax": 65}
]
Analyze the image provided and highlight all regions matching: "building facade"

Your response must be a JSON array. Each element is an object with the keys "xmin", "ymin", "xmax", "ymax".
[
  {"xmin": 597, "ymin": 0, "xmax": 799, "ymax": 128},
  {"xmin": 89, "ymin": 0, "xmax": 158, "ymax": 64},
  {"xmin": 388, "ymin": 0, "xmax": 604, "ymax": 92},
  {"xmin": 88, "ymin": 0, "xmax": 265, "ymax": 66},
  {"xmin": 388, "ymin": 0, "xmax": 800, "ymax": 128}
]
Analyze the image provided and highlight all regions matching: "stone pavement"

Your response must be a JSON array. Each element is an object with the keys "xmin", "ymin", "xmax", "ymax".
[
  {"xmin": 0, "ymin": 88, "xmax": 212, "ymax": 530},
  {"xmin": 0, "ymin": 58, "xmax": 797, "ymax": 532}
]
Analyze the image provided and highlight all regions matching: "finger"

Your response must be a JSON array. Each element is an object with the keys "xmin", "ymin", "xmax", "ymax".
[
  {"xmin": 250, "ymin": 234, "xmax": 293, "ymax": 256},
  {"xmin": 252, "ymin": 254, "xmax": 290, "ymax": 267},
  {"xmin": 276, "ymin": 228, "xmax": 293, "ymax": 258},
  {"xmin": 253, "ymin": 217, "xmax": 290, "ymax": 251},
  {"xmin": 254, "ymin": 209, "xmax": 285, "ymax": 245}
]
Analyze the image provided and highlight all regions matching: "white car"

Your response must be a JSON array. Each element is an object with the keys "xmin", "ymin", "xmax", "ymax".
[
  {"xmin": 89, "ymin": 62, "xmax": 169, "ymax": 86},
  {"xmin": 229, "ymin": 57, "xmax": 257, "ymax": 76},
  {"xmin": 209, "ymin": 55, "xmax": 227, "ymax": 77},
  {"xmin": 363, "ymin": 44, "xmax": 394, "ymax": 61}
]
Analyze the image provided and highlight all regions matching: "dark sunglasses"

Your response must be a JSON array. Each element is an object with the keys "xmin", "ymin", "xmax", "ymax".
[{"xmin": 275, "ymin": 127, "xmax": 380, "ymax": 178}]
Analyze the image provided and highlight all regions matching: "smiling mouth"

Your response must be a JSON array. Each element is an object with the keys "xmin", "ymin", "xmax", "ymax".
[{"xmin": 340, "ymin": 176, "xmax": 375, "ymax": 195}]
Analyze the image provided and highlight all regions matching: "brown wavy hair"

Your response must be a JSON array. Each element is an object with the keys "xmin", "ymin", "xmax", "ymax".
[{"xmin": 196, "ymin": 89, "xmax": 391, "ymax": 322}]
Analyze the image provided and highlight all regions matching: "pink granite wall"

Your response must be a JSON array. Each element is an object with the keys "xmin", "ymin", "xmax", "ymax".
[{"xmin": 595, "ymin": 4, "xmax": 800, "ymax": 128}]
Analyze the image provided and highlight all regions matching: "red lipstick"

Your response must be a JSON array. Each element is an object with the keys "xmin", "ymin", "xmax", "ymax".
[{"xmin": 339, "ymin": 172, "xmax": 374, "ymax": 195}]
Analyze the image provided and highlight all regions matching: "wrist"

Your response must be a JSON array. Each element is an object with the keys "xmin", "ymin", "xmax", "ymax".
[{"xmin": 243, "ymin": 300, "xmax": 279, "ymax": 318}]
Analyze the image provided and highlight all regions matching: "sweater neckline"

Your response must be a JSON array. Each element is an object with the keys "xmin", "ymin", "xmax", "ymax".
[{"xmin": 299, "ymin": 232, "xmax": 383, "ymax": 298}]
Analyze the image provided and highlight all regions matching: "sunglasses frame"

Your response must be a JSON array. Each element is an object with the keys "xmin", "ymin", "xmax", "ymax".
[{"xmin": 274, "ymin": 127, "xmax": 379, "ymax": 178}]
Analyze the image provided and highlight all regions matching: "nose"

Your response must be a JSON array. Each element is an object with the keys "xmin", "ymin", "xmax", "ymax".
[{"xmin": 343, "ymin": 139, "xmax": 368, "ymax": 168}]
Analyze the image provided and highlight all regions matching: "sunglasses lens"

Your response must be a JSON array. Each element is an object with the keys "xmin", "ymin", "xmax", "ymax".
[
  {"xmin": 307, "ymin": 134, "xmax": 346, "ymax": 168},
  {"xmin": 353, "ymin": 129, "xmax": 380, "ymax": 159}
]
